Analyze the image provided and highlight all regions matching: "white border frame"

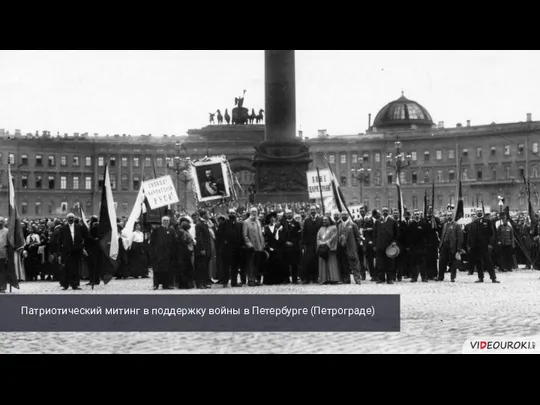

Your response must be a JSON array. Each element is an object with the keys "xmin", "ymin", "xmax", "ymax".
[{"xmin": 191, "ymin": 156, "xmax": 231, "ymax": 202}]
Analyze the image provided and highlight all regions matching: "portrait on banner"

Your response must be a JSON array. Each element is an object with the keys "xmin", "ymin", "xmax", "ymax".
[{"xmin": 191, "ymin": 157, "xmax": 231, "ymax": 202}]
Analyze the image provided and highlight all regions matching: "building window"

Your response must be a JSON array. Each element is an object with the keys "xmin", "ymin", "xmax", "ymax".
[
  {"xmin": 61, "ymin": 155, "xmax": 67, "ymax": 166},
  {"xmin": 73, "ymin": 176, "xmax": 79, "ymax": 190},
  {"xmin": 36, "ymin": 154, "xmax": 42, "ymax": 166},
  {"xmin": 363, "ymin": 153, "xmax": 369, "ymax": 163},
  {"xmin": 449, "ymin": 195, "xmax": 455, "ymax": 206},
  {"xmin": 35, "ymin": 202, "xmax": 41, "ymax": 215},
  {"xmin": 329, "ymin": 154, "xmax": 335, "ymax": 164},
  {"xmin": 533, "ymin": 143, "xmax": 538, "ymax": 154},
  {"xmin": 85, "ymin": 156, "xmax": 92, "ymax": 166},
  {"xmin": 352, "ymin": 154, "xmax": 358, "ymax": 163},
  {"xmin": 48, "ymin": 155, "xmax": 55, "ymax": 166},
  {"xmin": 462, "ymin": 148, "xmax": 468, "ymax": 157},
  {"xmin": 110, "ymin": 156, "xmax": 116, "ymax": 167},
  {"xmin": 145, "ymin": 157, "xmax": 151, "ymax": 167},
  {"xmin": 375, "ymin": 153, "xmax": 381, "ymax": 163},
  {"xmin": 411, "ymin": 171, "xmax": 418, "ymax": 184},
  {"xmin": 60, "ymin": 176, "xmax": 67, "ymax": 189},
  {"xmin": 491, "ymin": 146, "xmax": 496, "ymax": 156},
  {"xmin": 122, "ymin": 201, "xmax": 129, "ymax": 214},
  {"xmin": 387, "ymin": 171, "xmax": 393, "ymax": 184},
  {"xmin": 449, "ymin": 170, "xmax": 455, "ymax": 182},
  {"xmin": 533, "ymin": 164, "xmax": 539, "ymax": 178},
  {"xmin": 400, "ymin": 171, "xmax": 406, "ymax": 184},
  {"xmin": 340, "ymin": 171, "xmax": 347, "ymax": 186},
  {"xmin": 505, "ymin": 165, "xmax": 510, "ymax": 179},
  {"xmin": 35, "ymin": 175, "xmax": 42, "ymax": 189},
  {"xmin": 374, "ymin": 171, "xmax": 381, "ymax": 186},
  {"xmin": 71, "ymin": 156, "xmax": 79, "ymax": 167},
  {"xmin": 504, "ymin": 144, "xmax": 510, "ymax": 156},
  {"xmin": 156, "ymin": 157, "xmax": 163, "ymax": 167},
  {"xmin": 21, "ymin": 154, "xmax": 28, "ymax": 165},
  {"xmin": 448, "ymin": 149, "xmax": 455, "ymax": 159},
  {"xmin": 110, "ymin": 175, "xmax": 117, "ymax": 190},
  {"xmin": 491, "ymin": 165, "xmax": 497, "ymax": 180},
  {"xmin": 351, "ymin": 169, "xmax": 357, "ymax": 186},
  {"xmin": 340, "ymin": 154, "xmax": 346, "ymax": 164},
  {"xmin": 121, "ymin": 174, "xmax": 129, "ymax": 191},
  {"xmin": 48, "ymin": 203, "xmax": 53, "ymax": 214},
  {"xmin": 462, "ymin": 168, "xmax": 468, "ymax": 181},
  {"xmin": 476, "ymin": 147, "xmax": 482, "ymax": 158},
  {"xmin": 98, "ymin": 174, "xmax": 104, "ymax": 190},
  {"xmin": 519, "ymin": 193, "xmax": 525, "ymax": 206},
  {"xmin": 133, "ymin": 157, "xmax": 139, "ymax": 167},
  {"xmin": 412, "ymin": 196, "xmax": 418, "ymax": 210},
  {"xmin": 424, "ymin": 151, "xmax": 430, "ymax": 161},
  {"xmin": 476, "ymin": 194, "xmax": 483, "ymax": 206},
  {"xmin": 98, "ymin": 156, "xmax": 104, "ymax": 166},
  {"xmin": 48, "ymin": 176, "xmax": 55, "ymax": 189},
  {"xmin": 436, "ymin": 150, "xmax": 442, "ymax": 160},
  {"xmin": 518, "ymin": 144, "xmax": 524, "ymax": 155},
  {"xmin": 424, "ymin": 170, "xmax": 430, "ymax": 183},
  {"xmin": 21, "ymin": 202, "xmax": 27, "ymax": 215},
  {"xmin": 166, "ymin": 157, "xmax": 172, "ymax": 167},
  {"xmin": 477, "ymin": 167, "xmax": 483, "ymax": 180},
  {"xmin": 121, "ymin": 157, "xmax": 128, "ymax": 167},
  {"xmin": 519, "ymin": 166, "xmax": 525, "ymax": 178},
  {"xmin": 85, "ymin": 176, "xmax": 92, "ymax": 190},
  {"xmin": 437, "ymin": 170, "xmax": 443, "ymax": 183},
  {"xmin": 437, "ymin": 195, "xmax": 443, "ymax": 208},
  {"xmin": 21, "ymin": 175, "xmax": 28, "ymax": 189},
  {"xmin": 8, "ymin": 153, "xmax": 14, "ymax": 165},
  {"xmin": 363, "ymin": 198, "xmax": 369, "ymax": 209},
  {"xmin": 133, "ymin": 175, "xmax": 141, "ymax": 191}
]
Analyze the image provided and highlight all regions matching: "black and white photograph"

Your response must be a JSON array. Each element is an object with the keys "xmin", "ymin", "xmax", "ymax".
[
  {"xmin": 1, "ymin": 50, "xmax": 540, "ymax": 354},
  {"xmin": 191, "ymin": 157, "xmax": 230, "ymax": 202}
]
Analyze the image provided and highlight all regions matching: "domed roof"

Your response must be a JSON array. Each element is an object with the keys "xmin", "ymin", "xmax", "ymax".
[{"xmin": 372, "ymin": 93, "xmax": 434, "ymax": 130}]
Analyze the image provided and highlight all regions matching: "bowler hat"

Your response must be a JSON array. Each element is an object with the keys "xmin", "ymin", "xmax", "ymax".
[{"xmin": 385, "ymin": 242, "xmax": 400, "ymax": 259}]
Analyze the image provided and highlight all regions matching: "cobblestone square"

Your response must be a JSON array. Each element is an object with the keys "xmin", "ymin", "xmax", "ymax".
[{"xmin": 1, "ymin": 269, "xmax": 539, "ymax": 354}]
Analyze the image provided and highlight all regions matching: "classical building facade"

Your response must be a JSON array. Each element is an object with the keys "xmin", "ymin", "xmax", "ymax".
[{"xmin": 1, "ymin": 94, "xmax": 539, "ymax": 218}]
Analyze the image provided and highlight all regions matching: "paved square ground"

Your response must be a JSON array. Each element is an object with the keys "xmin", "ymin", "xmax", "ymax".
[{"xmin": 1, "ymin": 270, "xmax": 539, "ymax": 353}]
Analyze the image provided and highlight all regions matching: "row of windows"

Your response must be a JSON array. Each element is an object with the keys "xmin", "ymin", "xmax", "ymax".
[
  {"xmin": 327, "ymin": 143, "xmax": 537, "ymax": 165},
  {"xmin": 17, "ymin": 200, "xmax": 131, "ymax": 216},
  {"xmin": 345, "ymin": 164, "xmax": 535, "ymax": 187}
]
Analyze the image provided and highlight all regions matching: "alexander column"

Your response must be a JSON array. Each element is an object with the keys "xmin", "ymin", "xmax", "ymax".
[{"xmin": 252, "ymin": 50, "xmax": 311, "ymax": 203}]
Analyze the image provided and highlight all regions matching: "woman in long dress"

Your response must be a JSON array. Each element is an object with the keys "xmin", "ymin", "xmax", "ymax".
[
  {"xmin": 317, "ymin": 216, "xmax": 341, "ymax": 284},
  {"xmin": 127, "ymin": 222, "xmax": 148, "ymax": 278}
]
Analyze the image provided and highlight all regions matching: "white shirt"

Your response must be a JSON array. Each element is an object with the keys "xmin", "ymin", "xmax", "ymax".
[{"xmin": 69, "ymin": 223, "xmax": 75, "ymax": 242}]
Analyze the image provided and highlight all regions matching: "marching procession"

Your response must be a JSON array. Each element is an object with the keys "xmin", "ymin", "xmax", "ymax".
[{"xmin": 1, "ymin": 201, "xmax": 539, "ymax": 293}]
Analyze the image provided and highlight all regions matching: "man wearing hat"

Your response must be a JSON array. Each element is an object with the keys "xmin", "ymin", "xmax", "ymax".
[
  {"xmin": 467, "ymin": 208, "xmax": 500, "ymax": 283},
  {"xmin": 335, "ymin": 210, "xmax": 362, "ymax": 284},
  {"xmin": 373, "ymin": 207, "xmax": 397, "ymax": 284},
  {"xmin": 301, "ymin": 205, "xmax": 322, "ymax": 284},
  {"xmin": 408, "ymin": 210, "xmax": 429, "ymax": 282},
  {"xmin": 281, "ymin": 209, "xmax": 302, "ymax": 284},
  {"xmin": 220, "ymin": 209, "xmax": 244, "ymax": 287},
  {"xmin": 437, "ymin": 210, "xmax": 463, "ymax": 282}
]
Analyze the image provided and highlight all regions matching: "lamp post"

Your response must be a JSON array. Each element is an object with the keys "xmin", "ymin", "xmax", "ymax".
[
  {"xmin": 351, "ymin": 166, "xmax": 371, "ymax": 204},
  {"xmin": 169, "ymin": 142, "xmax": 191, "ymax": 212},
  {"xmin": 386, "ymin": 138, "xmax": 412, "ymax": 205}
]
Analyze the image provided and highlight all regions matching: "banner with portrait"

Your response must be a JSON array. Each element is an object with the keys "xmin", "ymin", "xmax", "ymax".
[{"xmin": 191, "ymin": 156, "xmax": 232, "ymax": 203}]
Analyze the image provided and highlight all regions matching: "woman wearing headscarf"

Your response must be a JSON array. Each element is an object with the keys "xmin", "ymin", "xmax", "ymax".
[{"xmin": 317, "ymin": 215, "xmax": 341, "ymax": 284}]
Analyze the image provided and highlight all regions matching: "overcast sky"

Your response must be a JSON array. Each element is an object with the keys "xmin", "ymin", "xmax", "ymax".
[{"xmin": 1, "ymin": 50, "xmax": 539, "ymax": 138}]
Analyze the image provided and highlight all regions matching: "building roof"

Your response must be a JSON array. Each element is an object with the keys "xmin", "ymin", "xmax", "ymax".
[{"xmin": 372, "ymin": 93, "xmax": 434, "ymax": 130}]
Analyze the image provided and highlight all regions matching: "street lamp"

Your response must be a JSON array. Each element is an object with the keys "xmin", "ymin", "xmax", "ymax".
[
  {"xmin": 169, "ymin": 142, "xmax": 191, "ymax": 212},
  {"xmin": 351, "ymin": 166, "xmax": 371, "ymax": 204}
]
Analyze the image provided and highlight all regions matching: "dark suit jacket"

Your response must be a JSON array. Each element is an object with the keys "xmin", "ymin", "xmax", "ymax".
[
  {"xmin": 439, "ymin": 221, "xmax": 464, "ymax": 253},
  {"xmin": 407, "ymin": 220, "xmax": 428, "ymax": 250},
  {"xmin": 373, "ymin": 216, "xmax": 397, "ymax": 251},
  {"xmin": 467, "ymin": 218, "xmax": 494, "ymax": 249},
  {"xmin": 150, "ymin": 225, "xmax": 177, "ymax": 266},
  {"xmin": 58, "ymin": 223, "xmax": 89, "ymax": 256},
  {"xmin": 195, "ymin": 219, "xmax": 211, "ymax": 257},
  {"xmin": 301, "ymin": 216, "xmax": 322, "ymax": 246}
]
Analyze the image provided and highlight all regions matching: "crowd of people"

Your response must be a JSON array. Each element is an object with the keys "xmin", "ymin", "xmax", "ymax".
[{"xmin": 0, "ymin": 202, "xmax": 539, "ymax": 293}]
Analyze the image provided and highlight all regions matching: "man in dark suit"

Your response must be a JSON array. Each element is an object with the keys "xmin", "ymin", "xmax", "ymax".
[
  {"xmin": 194, "ymin": 209, "xmax": 212, "ymax": 289},
  {"xmin": 355, "ymin": 206, "xmax": 376, "ymax": 280},
  {"xmin": 280, "ymin": 209, "xmax": 302, "ymax": 284},
  {"xmin": 150, "ymin": 216, "xmax": 177, "ymax": 290},
  {"xmin": 300, "ymin": 205, "xmax": 322, "ymax": 284},
  {"xmin": 220, "ymin": 209, "xmax": 244, "ymax": 287},
  {"xmin": 467, "ymin": 208, "xmax": 500, "ymax": 283},
  {"xmin": 437, "ymin": 210, "xmax": 463, "ymax": 282},
  {"xmin": 373, "ymin": 206, "xmax": 397, "ymax": 284},
  {"xmin": 57, "ymin": 212, "xmax": 91, "ymax": 290},
  {"xmin": 408, "ymin": 210, "xmax": 429, "ymax": 282}
]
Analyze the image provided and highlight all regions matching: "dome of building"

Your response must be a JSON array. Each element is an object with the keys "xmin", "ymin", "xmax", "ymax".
[{"xmin": 372, "ymin": 93, "xmax": 434, "ymax": 130}]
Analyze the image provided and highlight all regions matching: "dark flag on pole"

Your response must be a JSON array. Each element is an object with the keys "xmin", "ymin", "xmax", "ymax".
[
  {"xmin": 98, "ymin": 164, "xmax": 119, "ymax": 285},
  {"xmin": 6, "ymin": 164, "xmax": 24, "ymax": 290}
]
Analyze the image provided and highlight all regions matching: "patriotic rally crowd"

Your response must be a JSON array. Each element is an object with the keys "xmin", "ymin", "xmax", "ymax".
[{"xmin": 1, "ymin": 202, "xmax": 539, "ymax": 293}]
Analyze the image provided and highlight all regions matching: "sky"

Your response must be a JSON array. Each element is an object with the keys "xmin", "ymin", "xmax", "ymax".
[{"xmin": 0, "ymin": 50, "xmax": 539, "ymax": 138}]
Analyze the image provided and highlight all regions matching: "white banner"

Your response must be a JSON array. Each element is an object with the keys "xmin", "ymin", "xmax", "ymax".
[
  {"xmin": 348, "ymin": 205, "xmax": 363, "ymax": 220},
  {"xmin": 464, "ymin": 206, "xmax": 491, "ymax": 217},
  {"xmin": 307, "ymin": 169, "xmax": 333, "ymax": 199},
  {"xmin": 142, "ymin": 175, "xmax": 179, "ymax": 210}
]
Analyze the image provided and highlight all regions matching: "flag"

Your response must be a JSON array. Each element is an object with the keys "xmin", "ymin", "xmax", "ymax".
[
  {"xmin": 431, "ymin": 181, "xmax": 436, "ymax": 228},
  {"xmin": 523, "ymin": 174, "xmax": 537, "ymax": 230},
  {"xmin": 78, "ymin": 202, "xmax": 89, "ymax": 230},
  {"xmin": 455, "ymin": 157, "xmax": 464, "ymax": 221},
  {"xmin": 396, "ymin": 171, "xmax": 405, "ymax": 221},
  {"xmin": 6, "ymin": 164, "xmax": 24, "ymax": 290},
  {"xmin": 323, "ymin": 162, "xmax": 351, "ymax": 217},
  {"xmin": 98, "ymin": 164, "xmax": 119, "ymax": 284},
  {"xmin": 423, "ymin": 188, "xmax": 428, "ymax": 218},
  {"xmin": 121, "ymin": 186, "xmax": 146, "ymax": 250}
]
